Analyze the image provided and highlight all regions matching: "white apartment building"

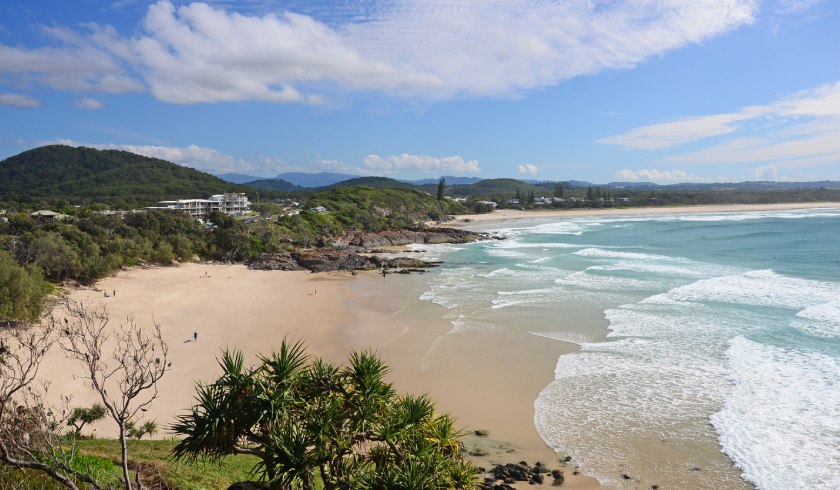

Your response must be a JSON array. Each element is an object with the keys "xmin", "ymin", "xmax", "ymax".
[{"xmin": 150, "ymin": 193, "xmax": 250, "ymax": 218}]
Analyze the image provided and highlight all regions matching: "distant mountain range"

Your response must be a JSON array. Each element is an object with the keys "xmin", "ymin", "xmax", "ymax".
[
  {"xmin": 217, "ymin": 171, "xmax": 486, "ymax": 188},
  {"xmin": 3, "ymin": 146, "xmax": 838, "ymax": 205},
  {"xmin": 214, "ymin": 172, "xmax": 265, "ymax": 184}
]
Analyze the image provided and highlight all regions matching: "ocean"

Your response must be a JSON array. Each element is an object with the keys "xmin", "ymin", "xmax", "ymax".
[{"xmin": 413, "ymin": 208, "xmax": 840, "ymax": 489}]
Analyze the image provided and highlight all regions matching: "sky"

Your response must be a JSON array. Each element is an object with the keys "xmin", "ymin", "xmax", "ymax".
[{"xmin": 1, "ymin": 0, "xmax": 839, "ymax": 183}]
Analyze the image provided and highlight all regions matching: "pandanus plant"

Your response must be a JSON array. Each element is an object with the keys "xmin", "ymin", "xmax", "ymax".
[{"xmin": 171, "ymin": 339, "xmax": 478, "ymax": 490}]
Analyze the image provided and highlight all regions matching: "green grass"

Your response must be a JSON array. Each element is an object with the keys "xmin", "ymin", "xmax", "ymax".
[
  {"xmin": 77, "ymin": 439, "xmax": 261, "ymax": 489},
  {"xmin": 0, "ymin": 439, "xmax": 265, "ymax": 490}
]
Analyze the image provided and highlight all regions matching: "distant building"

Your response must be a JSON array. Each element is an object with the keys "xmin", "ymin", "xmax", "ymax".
[
  {"xmin": 310, "ymin": 206, "xmax": 328, "ymax": 213},
  {"xmin": 477, "ymin": 200, "xmax": 497, "ymax": 207},
  {"xmin": 506, "ymin": 199, "xmax": 520, "ymax": 205},
  {"xmin": 617, "ymin": 197, "xmax": 631, "ymax": 203},
  {"xmin": 150, "ymin": 193, "xmax": 250, "ymax": 218},
  {"xmin": 93, "ymin": 209, "xmax": 140, "ymax": 222},
  {"xmin": 30, "ymin": 210, "xmax": 71, "ymax": 223}
]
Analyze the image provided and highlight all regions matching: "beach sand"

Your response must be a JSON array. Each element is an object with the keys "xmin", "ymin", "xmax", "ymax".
[{"xmin": 41, "ymin": 262, "xmax": 596, "ymax": 488}]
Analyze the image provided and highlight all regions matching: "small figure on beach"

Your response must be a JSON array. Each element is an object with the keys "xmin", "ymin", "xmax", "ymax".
[
  {"xmin": 314, "ymin": 286, "xmax": 317, "ymax": 295},
  {"xmin": 193, "ymin": 331, "xmax": 198, "ymax": 342},
  {"xmin": 113, "ymin": 290, "xmax": 116, "ymax": 297}
]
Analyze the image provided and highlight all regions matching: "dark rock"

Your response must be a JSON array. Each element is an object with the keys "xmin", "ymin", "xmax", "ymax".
[
  {"xmin": 246, "ymin": 252, "xmax": 304, "ymax": 271},
  {"xmin": 530, "ymin": 473, "xmax": 544, "ymax": 484},
  {"xmin": 622, "ymin": 474, "xmax": 632, "ymax": 480},
  {"xmin": 335, "ymin": 228, "xmax": 485, "ymax": 248},
  {"xmin": 551, "ymin": 469, "xmax": 563, "ymax": 479},
  {"xmin": 474, "ymin": 429, "xmax": 489, "ymax": 436},
  {"xmin": 227, "ymin": 482, "xmax": 266, "ymax": 490},
  {"xmin": 563, "ymin": 455, "xmax": 572, "ymax": 463}
]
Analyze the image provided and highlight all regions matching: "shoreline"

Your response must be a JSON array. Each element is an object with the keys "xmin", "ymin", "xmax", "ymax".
[
  {"xmin": 40, "ymin": 263, "xmax": 597, "ymax": 488},
  {"xmin": 441, "ymin": 201, "xmax": 840, "ymax": 228},
  {"xmin": 39, "ymin": 203, "xmax": 838, "ymax": 488}
]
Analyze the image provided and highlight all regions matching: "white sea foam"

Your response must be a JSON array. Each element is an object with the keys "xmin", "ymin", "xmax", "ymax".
[
  {"xmin": 556, "ymin": 270, "xmax": 660, "ymax": 292},
  {"xmin": 573, "ymin": 247, "xmax": 681, "ymax": 262},
  {"xmin": 793, "ymin": 302, "xmax": 840, "ymax": 337},
  {"xmin": 711, "ymin": 337, "xmax": 840, "ymax": 490},
  {"xmin": 663, "ymin": 270, "xmax": 840, "ymax": 309},
  {"xmin": 529, "ymin": 330, "xmax": 593, "ymax": 345}
]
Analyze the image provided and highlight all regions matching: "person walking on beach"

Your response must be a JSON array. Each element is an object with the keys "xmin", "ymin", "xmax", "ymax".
[{"xmin": 193, "ymin": 331, "xmax": 198, "ymax": 342}]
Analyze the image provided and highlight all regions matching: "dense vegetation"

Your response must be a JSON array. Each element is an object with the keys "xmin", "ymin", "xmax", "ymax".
[
  {"xmin": 172, "ymin": 341, "xmax": 478, "ymax": 490},
  {"xmin": 0, "ymin": 185, "xmax": 468, "ymax": 324},
  {"xmin": 0, "ymin": 145, "xmax": 258, "ymax": 206}
]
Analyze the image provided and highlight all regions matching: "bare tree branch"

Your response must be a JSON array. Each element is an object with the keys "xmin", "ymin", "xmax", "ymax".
[{"xmin": 57, "ymin": 301, "xmax": 171, "ymax": 490}]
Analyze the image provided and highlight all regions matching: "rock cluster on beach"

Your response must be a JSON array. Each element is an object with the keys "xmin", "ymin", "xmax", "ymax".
[
  {"xmin": 247, "ymin": 227, "xmax": 486, "ymax": 273},
  {"xmin": 480, "ymin": 461, "xmax": 565, "ymax": 488}
]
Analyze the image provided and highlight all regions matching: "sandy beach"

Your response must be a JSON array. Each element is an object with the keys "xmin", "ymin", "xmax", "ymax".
[
  {"xmin": 38, "ymin": 203, "xmax": 839, "ymax": 489},
  {"xmin": 441, "ymin": 202, "xmax": 840, "ymax": 227},
  {"xmin": 40, "ymin": 262, "xmax": 597, "ymax": 488}
]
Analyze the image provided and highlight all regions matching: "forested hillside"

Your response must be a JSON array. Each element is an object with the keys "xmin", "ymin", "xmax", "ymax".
[{"xmin": 0, "ymin": 145, "xmax": 252, "ymax": 204}]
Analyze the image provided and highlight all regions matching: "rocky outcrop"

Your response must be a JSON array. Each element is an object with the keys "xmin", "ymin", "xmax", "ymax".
[
  {"xmin": 334, "ymin": 227, "xmax": 484, "ymax": 248},
  {"xmin": 246, "ymin": 251, "xmax": 442, "ymax": 273},
  {"xmin": 247, "ymin": 227, "xmax": 488, "ymax": 273}
]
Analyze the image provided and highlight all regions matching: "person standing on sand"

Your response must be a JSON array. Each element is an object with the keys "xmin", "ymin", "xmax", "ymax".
[{"xmin": 193, "ymin": 331, "xmax": 198, "ymax": 342}]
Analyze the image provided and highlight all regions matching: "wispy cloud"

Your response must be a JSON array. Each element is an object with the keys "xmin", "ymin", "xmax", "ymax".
[
  {"xmin": 363, "ymin": 153, "xmax": 479, "ymax": 174},
  {"xmin": 75, "ymin": 97, "xmax": 104, "ymax": 110},
  {"xmin": 615, "ymin": 168, "xmax": 706, "ymax": 182},
  {"xmin": 517, "ymin": 164, "xmax": 539, "ymax": 175},
  {"xmin": 0, "ymin": 93, "xmax": 40, "ymax": 108},
  {"xmin": 0, "ymin": 0, "xmax": 760, "ymax": 104},
  {"xmin": 600, "ymin": 81, "xmax": 840, "ymax": 174}
]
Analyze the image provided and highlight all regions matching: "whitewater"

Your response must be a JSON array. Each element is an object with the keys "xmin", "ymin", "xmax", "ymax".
[{"xmin": 415, "ymin": 208, "xmax": 840, "ymax": 489}]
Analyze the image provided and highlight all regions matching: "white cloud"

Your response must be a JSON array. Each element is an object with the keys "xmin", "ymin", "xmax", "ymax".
[
  {"xmin": 615, "ymin": 168, "xmax": 706, "ymax": 182},
  {"xmin": 597, "ymin": 112, "xmax": 763, "ymax": 150},
  {"xmin": 517, "ymin": 163, "xmax": 539, "ymax": 175},
  {"xmin": 75, "ymin": 97, "xmax": 104, "ymax": 110},
  {"xmin": 363, "ymin": 154, "xmax": 480, "ymax": 174},
  {"xmin": 754, "ymin": 165, "xmax": 779, "ymax": 180},
  {"xmin": 0, "ymin": 0, "xmax": 759, "ymax": 104},
  {"xmin": 0, "ymin": 93, "xmax": 40, "ymax": 108},
  {"xmin": 601, "ymin": 80, "xmax": 840, "ymax": 175}
]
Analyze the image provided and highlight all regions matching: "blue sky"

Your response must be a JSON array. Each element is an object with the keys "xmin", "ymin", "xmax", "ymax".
[{"xmin": 1, "ymin": 0, "xmax": 838, "ymax": 183}]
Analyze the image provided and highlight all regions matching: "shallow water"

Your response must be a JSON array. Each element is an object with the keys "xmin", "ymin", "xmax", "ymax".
[{"xmin": 414, "ymin": 208, "xmax": 840, "ymax": 490}]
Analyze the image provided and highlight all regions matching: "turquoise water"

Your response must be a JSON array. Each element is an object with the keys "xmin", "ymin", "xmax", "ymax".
[{"xmin": 415, "ymin": 208, "xmax": 840, "ymax": 489}]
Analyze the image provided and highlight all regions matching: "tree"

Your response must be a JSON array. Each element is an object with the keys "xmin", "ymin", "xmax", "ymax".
[
  {"xmin": 172, "ymin": 340, "xmax": 478, "ymax": 490},
  {"xmin": 58, "ymin": 301, "xmax": 171, "ymax": 490},
  {"xmin": 67, "ymin": 403, "xmax": 107, "ymax": 437},
  {"xmin": 0, "ymin": 323, "xmax": 105, "ymax": 490},
  {"xmin": 553, "ymin": 184, "xmax": 564, "ymax": 198},
  {"xmin": 437, "ymin": 178, "xmax": 446, "ymax": 201},
  {"xmin": 0, "ymin": 250, "xmax": 51, "ymax": 326}
]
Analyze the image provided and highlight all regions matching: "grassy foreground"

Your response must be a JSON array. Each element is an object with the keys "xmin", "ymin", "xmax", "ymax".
[{"xmin": 0, "ymin": 438, "xmax": 280, "ymax": 490}]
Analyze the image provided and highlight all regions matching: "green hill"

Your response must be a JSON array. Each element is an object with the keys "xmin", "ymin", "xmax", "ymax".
[
  {"xmin": 322, "ymin": 176, "xmax": 417, "ymax": 190},
  {"xmin": 242, "ymin": 178, "xmax": 303, "ymax": 192},
  {"xmin": 445, "ymin": 178, "xmax": 542, "ymax": 197},
  {"xmin": 0, "ymin": 145, "xmax": 252, "ymax": 204}
]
